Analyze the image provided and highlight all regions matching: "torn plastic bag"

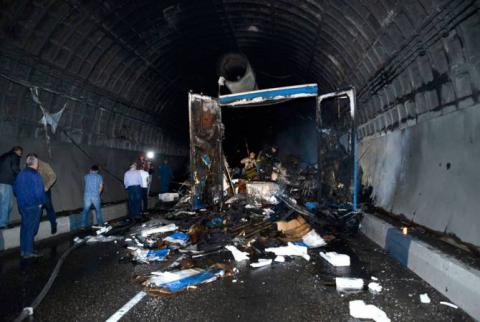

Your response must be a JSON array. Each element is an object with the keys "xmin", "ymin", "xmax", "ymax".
[
  {"xmin": 140, "ymin": 224, "xmax": 178, "ymax": 237},
  {"xmin": 131, "ymin": 248, "xmax": 170, "ymax": 263},
  {"xmin": 265, "ymin": 242, "xmax": 310, "ymax": 261},
  {"xmin": 163, "ymin": 232, "xmax": 190, "ymax": 245},
  {"xmin": 146, "ymin": 267, "xmax": 224, "ymax": 294}
]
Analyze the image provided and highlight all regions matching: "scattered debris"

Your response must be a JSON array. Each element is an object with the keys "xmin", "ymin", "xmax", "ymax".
[
  {"xmin": 439, "ymin": 301, "xmax": 458, "ymax": 309},
  {"xmin": 225, "ymin": 245, "xmax": 249, "ymax": 261},
  {"xmin": 320, "ymin": 252, "xmax": 350, "ymax": 267},
  {"xmin": 130, "ymin": 248, "xmax": 170, "ymax": 263},
  {"xmin": 419, "ymin": 293, "xmax": 431, "ymax": 304},
  {"xmin": 265, "ymin": 243, "xmax": 310, "ymax": 261},
  {"xmin": 158, "ymin": 193, "xmax": 180, "ymax": 202},
  {"xmin": 95, "ymin": 225, "xmax": 112, "ymax": 235},
  {"xmin": 349, "ymin": 300, "xmax": 391, "ymax": 322},
  {"xmin": 336, "ymin": 277, "xmax": 364, "ymax": 291},
  {"xmin": 274, "ymin": 256, "xmax": 285, "ymax": 262},
  {"xmin": 85, "ymin": 235, "xmax": 123, "ymax": 244},
  {"xmin": 140, "ymin": 224, "xmax": 178, "ymax": 237},
  {"xmin": 250, "ymin": 258, "xmax": 273, "ymax": 268},
  {"xmin": 163, "ymin": 232, "xmax": 190, "ymax": 245},
  {"xmin": 368, "ymin": 282, "xmax": 382, "ymax": 294},
  {"xmin": 145, "ymin": 266, "xmax": 225, "ymax": 295}
]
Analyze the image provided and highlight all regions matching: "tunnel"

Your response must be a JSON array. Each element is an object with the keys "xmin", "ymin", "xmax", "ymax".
[{"xmin": 1, "ymin": 0, "xmax": 480, "ymax": 320}]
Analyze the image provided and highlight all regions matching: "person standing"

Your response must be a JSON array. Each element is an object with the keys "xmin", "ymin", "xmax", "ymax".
[
  {"xmin": 158, "ymin": 159, "xmax": 173, "ymax": 193},
  {"xmin": 0, "ymin": 146, "xmax": 23, "ymax": 229},
  {"xmin": 13, "ymin": 153, "xmax": 46, "ymax": 258},
  {"xmin": 124, "ymin": 163, "xmax": 142, "ymax": 221},
  {"xmin": 139, "ymin": 167, "xmax": 150, "ymax": 214},
  {"xmin": 80, "ymin": 165, "xmax": 104, "ymax": 229},
  {"xmin": 37, "ymin": 159, "xmax": 57, "ymax": 234}
]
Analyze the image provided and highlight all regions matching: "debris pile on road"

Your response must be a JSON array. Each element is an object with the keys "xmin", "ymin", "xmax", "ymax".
[{"xmin": 121, "ymin": 182, "xmax": 346, "ymax": 296}]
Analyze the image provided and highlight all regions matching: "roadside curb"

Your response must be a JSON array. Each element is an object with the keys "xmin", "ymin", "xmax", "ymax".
[
  {"xmin": 360, "ymin": 213, "xmax": 480, "ymax": 320},
  {"xmin": 0, "ymin": 198, "xmax": 157, "ymax": 252}
]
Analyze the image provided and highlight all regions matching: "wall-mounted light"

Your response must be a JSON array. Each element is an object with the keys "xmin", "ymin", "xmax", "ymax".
[
  {"xmin": 146, "ymin": 151, "xmax": 155, "ymax": 159},
  {"xmin": 401, "ymin": 226, "xmax": 408, "ymax": 235}
]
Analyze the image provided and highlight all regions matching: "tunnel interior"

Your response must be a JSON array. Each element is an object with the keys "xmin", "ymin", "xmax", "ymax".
[{"xmin": 0, "ymin": 0, "xmax": 479, "ymax": 248}]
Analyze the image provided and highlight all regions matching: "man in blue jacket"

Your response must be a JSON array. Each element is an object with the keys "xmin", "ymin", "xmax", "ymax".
[{"xmin": 13, "ymin": 153, "xmax": 46, "ymax": 258}]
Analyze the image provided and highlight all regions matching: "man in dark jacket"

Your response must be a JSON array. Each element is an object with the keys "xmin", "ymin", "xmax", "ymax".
[
  {"xmin": 0, "ymin": 146, "xmax": 23, "ymax": 228},
  {"xmin": 13, "ymin": 153, "xmax": 46, "ymax": 258}
]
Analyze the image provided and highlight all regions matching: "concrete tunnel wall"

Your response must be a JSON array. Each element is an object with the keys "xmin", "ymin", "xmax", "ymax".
[{"xmin": 0, "ymin": 1, "xmax": 479, "ymax": 245}]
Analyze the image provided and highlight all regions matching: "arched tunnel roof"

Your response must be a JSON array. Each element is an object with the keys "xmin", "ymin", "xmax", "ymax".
[{"xmin": 1, "ymin": 0, "xmax": 479, "ymax": 147}]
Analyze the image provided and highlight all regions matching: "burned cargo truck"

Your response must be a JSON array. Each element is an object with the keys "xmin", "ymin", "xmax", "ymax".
[{"xmin": 188, "ymin": 84, "xmax": 360, "ymax": 227}]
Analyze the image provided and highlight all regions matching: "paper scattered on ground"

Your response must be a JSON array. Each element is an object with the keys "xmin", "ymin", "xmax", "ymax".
[
  {"xmin": 368, "ymin": 282, "xmax": 382, "ymax": 294},
  {"xmin": 336, "ymin": 277, "xmax": 364, "ymax": 291},
  {"xmin": 349, "ymin": 300, "xmax": 391, "ymax": 322},
  {"xmin": 250, "ymin": 258, "xmax": 272, "ymax": 268},
  {"xmin": 265, "ymin": 242, "xmax": 310, "ymax": 261},
  {"xmin": 141, "ymin": 224, "xmax": 178, "ymax": 237},
  {"xmin": 440, "ymin": 301, "xmax": 458, "ymax": 309},
  {"xmin": 274, "ymin": 256, "xmax": 285, "ymax": 262},
  {"xmin": 225, "ymin": 245, "xmax": 250, "ymax": 261},
  {"xmin": 146, "ymin": 267, "xmax": 224, "ymax": 294},
  {"xmin": 419, "ymin": 293, "xmax": 431, "ymax": 304},
  {"xmin": 320, "ymin": 251, "xmax": 350, "ymax": 266}
]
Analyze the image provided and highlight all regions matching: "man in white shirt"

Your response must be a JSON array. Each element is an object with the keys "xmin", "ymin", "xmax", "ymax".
[
  {"xmin": 139, "ymin": 168, "xmax": 150, "ymax": 214},
  {"xmin": 124, "ymin": 163, "xmax": 142, "ymax": 221}
]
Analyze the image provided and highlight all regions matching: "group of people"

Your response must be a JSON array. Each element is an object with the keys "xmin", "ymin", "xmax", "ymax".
[
  {"xmin": 123, "ymin": 156, "xmax": 173, "ymax": 222},
  {"xmin": 0, "ymin": 147, "xmax": 60, "ymax": 258},
  {"xmin": 0, "ymin": 146, "xmax": 174, "ymax": 259}
]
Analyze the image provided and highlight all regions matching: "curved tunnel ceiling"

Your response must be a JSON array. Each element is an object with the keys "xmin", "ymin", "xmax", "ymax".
[{"xmin": 1, "ymin": 0, "xmax": 479, "ymax": 141}]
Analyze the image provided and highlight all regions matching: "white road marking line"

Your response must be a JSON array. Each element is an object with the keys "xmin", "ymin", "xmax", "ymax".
[{"xmin": 105, "ymin": 291, "xmax": 147, "ymax": 322}]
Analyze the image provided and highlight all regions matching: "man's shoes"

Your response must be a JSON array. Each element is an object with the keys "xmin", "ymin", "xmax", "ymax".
[
  {"xmin": 21, "ymin": 252, "xmax": 43, "ymax": 259},
  {"xmin": 51, "ymin": 223, "xmax": 57, "ymax": 234}
]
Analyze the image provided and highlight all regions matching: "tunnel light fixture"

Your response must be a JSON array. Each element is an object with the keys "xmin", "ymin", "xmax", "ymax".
[{"xmin": 146, "ymin": 151, "xmax": 155, "ymax": 159}]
